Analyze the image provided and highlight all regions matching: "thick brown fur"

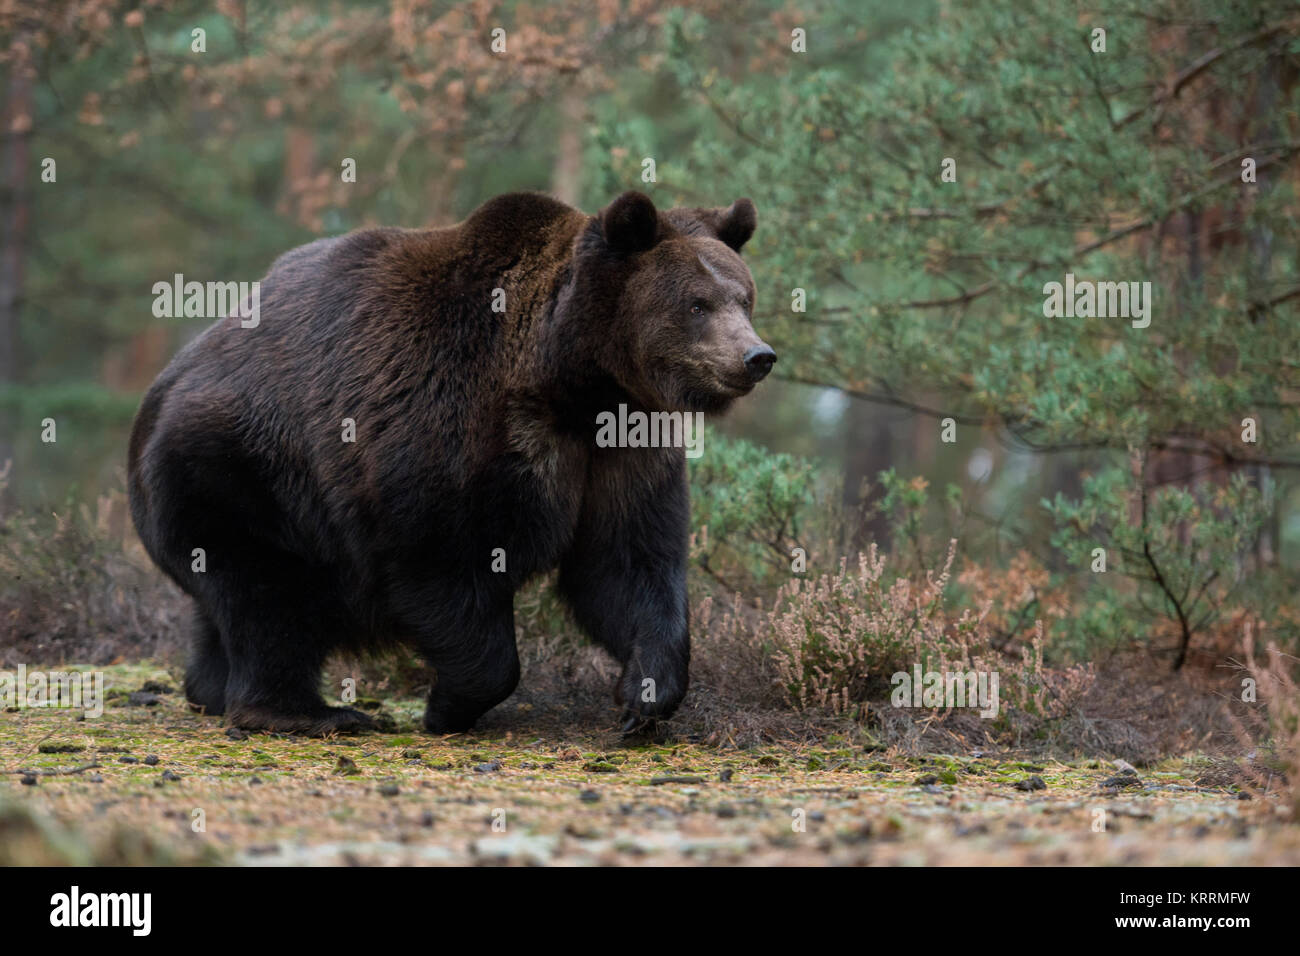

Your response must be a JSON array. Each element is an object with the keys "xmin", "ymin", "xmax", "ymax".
[{"xmin": 127, "ymin": 190, "xmax": 774, "ymax": 736}]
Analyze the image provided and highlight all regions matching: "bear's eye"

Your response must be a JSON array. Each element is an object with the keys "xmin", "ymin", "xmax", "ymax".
[{"xmin": 690, "ymin": 301, "xmax": 707, "ymax": 316}]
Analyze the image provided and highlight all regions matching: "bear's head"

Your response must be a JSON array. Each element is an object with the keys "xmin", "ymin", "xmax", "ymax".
[{"xmin": 578, "ymin": 190, "xmax": 776, "ymax": 414}]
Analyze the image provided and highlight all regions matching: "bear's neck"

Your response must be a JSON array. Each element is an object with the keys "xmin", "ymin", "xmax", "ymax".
[{"xmin": 511, "ymin": 226, "xmax": 647, "ymax": 438}]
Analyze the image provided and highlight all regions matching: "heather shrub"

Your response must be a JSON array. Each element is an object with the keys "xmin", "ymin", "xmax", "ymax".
[
  {"xmin": 1234, "ymin": 624, "xmax": 1300, "ymax": 818},
  {"xmin": 0, "ymin": 479, "xmax": 185, "ymax": 666},
  {"xmin": 705, "ymin": 537, "xmax": 1095, "ymax": 721},
  {"xmin": 957, "ymin": 549, "xmax": 1069, "ymax": 650},
  {"xmin": 766, "ymin": 541, "xmax": 975, "ymax": 712}
]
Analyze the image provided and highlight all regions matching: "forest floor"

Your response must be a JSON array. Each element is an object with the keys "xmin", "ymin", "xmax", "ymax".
[{"xmin": 3, "ymin": 663, "xmax": 1298, "ymax": 866}]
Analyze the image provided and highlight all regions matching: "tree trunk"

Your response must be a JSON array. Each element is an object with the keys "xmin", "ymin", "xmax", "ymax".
[
  {"xmin": 0, "ymin": 42, "xmax": 32, "ymax": 511},
  {"xmin": 841, "ymin": 396, "xmax": 892, "ymax": 554},
  {"xmin": 551, "ymin": 85, "xmax": 584, "ymax": 206}
]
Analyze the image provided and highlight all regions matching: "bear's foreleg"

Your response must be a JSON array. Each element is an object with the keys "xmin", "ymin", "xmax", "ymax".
[{"xmin": 558, "ymin": 471, "xmax": 691, "ymax": 732}]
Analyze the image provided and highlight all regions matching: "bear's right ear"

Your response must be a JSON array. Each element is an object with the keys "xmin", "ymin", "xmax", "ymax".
[{"xmin": 601, "ymin": 191, "xmax": 660, "ymax": 255}]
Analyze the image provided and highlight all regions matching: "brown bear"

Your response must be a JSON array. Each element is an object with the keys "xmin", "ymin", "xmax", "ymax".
[{"xmin": 127, "ymin": 190, "xmax": 775, "ymax": 736}]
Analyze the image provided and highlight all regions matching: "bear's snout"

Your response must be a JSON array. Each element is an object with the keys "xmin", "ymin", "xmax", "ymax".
[{"xmin": 743, "ymin": 344, "xmax": 777, "ymax": 382}]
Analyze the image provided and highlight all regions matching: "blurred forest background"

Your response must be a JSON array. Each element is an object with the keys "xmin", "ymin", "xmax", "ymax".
[{"xmin": 2, "ymin": 0, "xmax": 1299, "ymax": 750}]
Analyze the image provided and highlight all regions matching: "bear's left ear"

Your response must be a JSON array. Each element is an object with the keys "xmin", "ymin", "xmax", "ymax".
[
  {"xmin": 714, "ymin": 198, "xmax": 757, "ymax": 252},
  {"xmin": 601, "ymin": 191, "xmax": 661, "ymax": 256}
]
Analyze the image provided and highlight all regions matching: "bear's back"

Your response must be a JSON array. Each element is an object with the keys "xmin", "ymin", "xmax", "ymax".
[{"xmin": 130, "ymin": 193, "xmax": 593, "ymax": 574}]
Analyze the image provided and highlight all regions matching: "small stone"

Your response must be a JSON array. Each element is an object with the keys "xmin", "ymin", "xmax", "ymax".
[
  {"xmin": 473, "ymin": 759, "xmax": 503, "ymax": 774},
  {"xmin": 1099, "ymin": 775, "xmax": 1142, "ymax": 789},
  {"xmin": 1014, "ymin": 776, "xmax": 1047, "ymax": 792},
  {"xmin": 579, "ymin": 790, "xmax": 601, "ymax": 803},
  {"xmin": 119, "ymin": 756, "xmax": 139, "ymax": 764},
  {"xmin": 20, "ymin": 774, "xmax": 37, "ymax": 786},
  {"xmin": 378, "ymin": 783, "xmax": 400, "ymax": 797},
  {"xmin": 144, "ymin": 755, "xmax": 160, "ymax": 766},
  {"xmin": 334, "ymin": 755, "xmax": 360, "ymax": 775}
]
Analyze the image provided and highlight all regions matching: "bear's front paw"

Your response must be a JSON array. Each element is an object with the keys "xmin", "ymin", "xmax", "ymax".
[{"xmin": 615, "ymin": 656, "xmax": 687, "ymax": 733}]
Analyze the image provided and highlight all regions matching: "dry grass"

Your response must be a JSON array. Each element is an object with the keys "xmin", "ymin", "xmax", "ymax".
[
  {"xmin": 1230, "ymin": 623, "xmax": 1300, "ymax": 818},
  {"xmin": 0, "ymin": 489, "xmax": 186, "ymax": 669}
]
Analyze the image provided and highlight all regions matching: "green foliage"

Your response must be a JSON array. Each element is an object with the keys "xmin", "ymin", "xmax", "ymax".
[
  {"xmin": 665, "ymin": 0, "xmax": 1300, "ymax": 663},
  {"xmin": 872, "ymin": 468, "xmax": 965, "ymax": 575},
  {"xmin": 670, "ymin": 0, "xmax": 1300, "ymax": 458},
  {"xmin": 1046, "ymin": 467, "xmax": 1268, "ymax": 664},
  {"xmin": 688, "ymin": 433, "xmax": 831, "ymax": 590}
]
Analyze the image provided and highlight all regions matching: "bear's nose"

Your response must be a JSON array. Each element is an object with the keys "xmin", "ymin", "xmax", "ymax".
[{"xmin": 744, "ymin": 345, "xmax": 777, "ymax": 382}]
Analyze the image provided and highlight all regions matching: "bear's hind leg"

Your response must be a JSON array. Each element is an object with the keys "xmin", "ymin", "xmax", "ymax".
[
  {"xmin": 140, "ymin": 431, "xmax": 370, "ymax": 736},
  {"xmin": 183, "ymin": 604, "xmax": 228, "ymax": 716},
  {"xmin": 417, "ymin": 602, "xmax": 520, "ymax": 734},
  {"xmin": 205, "ymin": 552, "xmax": 374, "ymax": 736}
]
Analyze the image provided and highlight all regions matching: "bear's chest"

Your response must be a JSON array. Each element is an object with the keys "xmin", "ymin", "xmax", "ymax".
[{"xmin": 471, "ymin": 435, "xmax": 588, "ymax": 580}]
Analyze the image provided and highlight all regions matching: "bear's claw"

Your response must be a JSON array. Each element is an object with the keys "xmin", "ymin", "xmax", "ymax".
[{"xmin": 619, "ymin": 710, "xmax": 658, "ymax": 737}]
